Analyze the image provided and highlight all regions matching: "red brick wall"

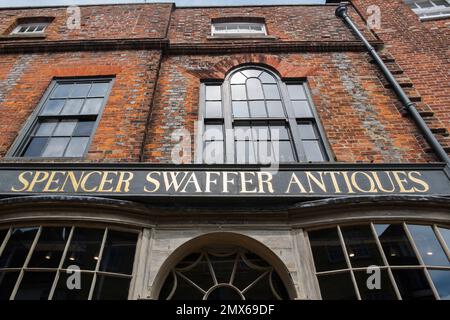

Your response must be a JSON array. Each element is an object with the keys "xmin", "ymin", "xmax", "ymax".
[
  {"xmin": 0, "ymin": 50, "xmax": 162, "ymax": 162},
  {"xmin": 0, "ymin": 4, "xmax": 172, "ymax": 40},
  {"xmin": 144, "ymin": 52, "xmax": 433, "ymax": 163},
  {"xmin": 169, "ymin": 5, "xmax": 376, "ymax": 43},
  {"xmin": 352, "ymin": 0, "xmax": 450, "ymax": 139}
]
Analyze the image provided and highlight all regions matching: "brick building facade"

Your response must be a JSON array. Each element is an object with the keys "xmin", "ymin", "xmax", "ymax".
[{"xmin": 0, "ymin": 1, "xmax": 449, "ymax": 300}]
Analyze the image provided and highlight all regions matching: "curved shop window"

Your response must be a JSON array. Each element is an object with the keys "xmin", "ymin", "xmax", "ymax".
[
  {"xmin": 159, "ymin": 247, "xmax": 290, "ymax": 300},
  {"xmin": 0, "ymin": 225, "xmax": 138, "ymax": 300},
  {"xmin": 307, "ymin": 223, "xmax": 450, "ymax": 300}
]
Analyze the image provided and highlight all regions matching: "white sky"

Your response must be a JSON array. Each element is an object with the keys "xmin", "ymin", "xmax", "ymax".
[{"xmin": 0, "ymin": 0, "xmax": 326, "ymax": 8}]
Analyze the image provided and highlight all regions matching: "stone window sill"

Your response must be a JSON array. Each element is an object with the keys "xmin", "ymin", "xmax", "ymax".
[
  {"xmin": 207, "ymin": 35, "xmax": 278, "ymax": 41},
  {"xmin": 0, "ymin": 34, "xmax": 47, "ymax": 41}
]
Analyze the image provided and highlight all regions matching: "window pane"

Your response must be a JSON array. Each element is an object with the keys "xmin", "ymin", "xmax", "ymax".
[
  {"xmin": 259, "ymin": 72, "xmax": 276, "ymax": 84},
  {"xmin": 318, "ymin": 272, "xmax": 357, "ymax": 300},
  {"xmin": 249, "ymin": 101, "xmax": 267, "ymax": 118},
  {"xmin": 63, "ymin": 228, "xmax": 104, "ymax": 270},
  {"xmin": 52, "ymin": 272, "xmax": 93, "ymax": 300},
  {"xmin": 234, "ymin": 126, "xmax": 252, "ymax": 141},
  {"xmin": 292, "ymin": 100, "xmax": 313, "ymax": 118},
  {"xmin": 15, "ymin": 272, "xmax": 56, "ymax": 300},
  {"xmin": 270, "ymin": 125, "xmax": 289, "ymax": 140},
  {"xmin": 303, "ymin": 140, "xmax": 325, "ymax": 162},
  {"xmin": 298, "ymin": 122, "xmax": 317, "ymax": 139},
  {"xmin": 256, "ymin": 140, "xmax": 272, "ymax": 164},
  {"xmin": 263, "ymin": 84, "xmax": 280, "ymax": 99},
  {"xmin": 204, "ymin": 141, "xmax": 224, "ymax": 164},
  {"xmin": 438, "ymin": 227, "xmax": 450, "ymax": 249},
  {"xmin": 88, "ymin": 82, "xmax": 109, "ymax": 97},
  {"xmin": 73, "ymin": 121, "xmax": 95, "ymax": 137},
  {"xmin": 407, "ymin": 224, "xmax": 449, "ymax": 266},
  {"xmin": 354, "ymin": 270, "xmax": 397, "ymax": 300},
  {"xmin": 236, "ymin": 141, "xmax": 255, "ymax": 164},
  {"xmin": 92, "ymin": 275, "xmax": 130, "ymax": 300},
  {"xmin": 41, "ymin": 137, "xmax": 70, "ymax": 157},
  {"xmin": 232, "ymin": 101, "xmax": 249, "ymax": 118},
  {"xmin": 231, "ymin": 85, "xmax": 247, "ymax": 100},
  {"xmin": 375, "ymin": 224, "xmax": 419, "ymax": 266},
  {"xmin": 392, "ymin": 269, "xmax": 435, "ymax": 300},
  {"xmin": 429, "ymin": 270, "xmax": 450, "ymax": 300},
  {"xmin": 81, "ymin": 98, "xmax": 103, "ymax": 115},
  {"xmin": 35, "ymin": 121, "xmax": 57, "ymax": 136},
  {"xmin": 64, "ymin": 137, "xmax": 89, "ymax": 157},
  {"xmin": 230, "ymin": 72, "xmax": 247, "ymax": 84},
  {"xmin": 42, "ymin": 99, "xmax": 65, "ymax": 115},
  {"xmin": 35, "ymin": 25, "xmax": 45, "ymax": 32},
  {"xmin": 0, "ymin": 272, "xmax": 19, "ymax": 300},
  {"xmin": 276, "ymin": 141, "xmax": 295, "ymax": 162},
  {"xmin": 52, "ymin": 84, "xmax": 72, "ymax": 98},
  {"xmin": 60, "ymin": 99, "xmax": 84, "ymax": 115},
  {"xmin": 28, "ymin": 227, "xmax": 71, "ymax": 268},
  {"xmin": 341, "ymin": 225, "xmax": 384, "ymax": 268},
  {"xmin": 0, "ymin": 227, "xmax": 38, "ymax": 268},
  {"xmin": 205, "ymin": 85, "xmax": 221, "ymax": 101},
  {"xmin": 242, "ymin": 69, "xmax": 262, "ymax": 78},
  {"xmin": 70, "ymin": 84, "xmax": 91, "ymax": 98},
  {"xmin": 99, "ymin": 230, "xmax": 137, "ymax": 275},
  {"xmin": 205, "ymin": 101, "xmax": 222, "ymax": 118},
  {"xmin": 266, "ymin": 101, "xmax": 284, "ymax": 117},
  {"xmin": 246, "ymin": 78, "xmax": 264, "ymax": 100},
  {"xmin": 23, "ymin": 137, "xmax": 48, "ymax": 157},
  {"xmin": 0, "ymin": 229, "xmax": 7, "ymax": 247},
  {"xmin": 252, "ymin": 126, "xmax": 270, "ymax": 141},
  {"xmin": 287, "ymin": 84, "xmax": 306, "ymax": 100},
  {"xmin": 309, "ymin": 228, "xmax": 347, "ymax": 272},
  {"xmin": 53, "ymin": 121, "xmax": 77, "ymax": 136},
  {"xmin": 204, "ymin": 124, "xmax": 223, "ymax": 141}
]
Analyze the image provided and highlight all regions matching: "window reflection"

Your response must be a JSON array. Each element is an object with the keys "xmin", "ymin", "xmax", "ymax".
[
  {"xmin": 317, "ymin": 272, "xmax": 357, "ymax": 300},
  {"xmin": 309, "ymin": 228, "xmax": 347, "ymax": 272},
  {"xmin": 407, "ymin": 225, "xmax": 449, "ymax": 266},
  {"xmin": 341, "ymin": 225, "xmax": 384, "ymax": 268},
  {"xmin": 0, "ymin": 226, "xmax": 137, "ymax": 300},
  {"xmin": 0, "ymin": 227, "xmax": 38, "ymax": 268},
  {"xmin": 392, "ymin": 269, "xmax": 434, "ymax": 300},
  {"xmin": 429, "ymin": 270, "xmax": 450, "ymax": 300},
  {"xmin": 375, "ymin": 224, "xmax": 419, "ymax": 265}
]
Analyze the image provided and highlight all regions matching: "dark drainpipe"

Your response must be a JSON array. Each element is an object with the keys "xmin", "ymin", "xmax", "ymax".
[{"xmin": 335, "ymin": 3, "xmax": 450, "ymax": 165}]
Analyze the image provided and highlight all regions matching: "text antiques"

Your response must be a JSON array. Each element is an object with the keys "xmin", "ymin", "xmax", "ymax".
[{"xmin": 1, "ymin": 165, "xmax": 449, "ymax": 198}]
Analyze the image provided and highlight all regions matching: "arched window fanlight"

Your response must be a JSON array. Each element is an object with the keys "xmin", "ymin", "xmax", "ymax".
[
  {"xmin": 159, "ymin": 247, "xmax": 290, "ymax": 300},
  {"xmin": 198, "ymin": 66, "xmax": 330, "ymax": 164}
]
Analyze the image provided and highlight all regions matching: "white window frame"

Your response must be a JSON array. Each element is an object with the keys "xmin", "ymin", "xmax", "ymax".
[
  {"xmin": 11, "ymin": 22, "xmax": 49, "ymax": 35},
  {"xmin": 211, "ymin": 22, "xmax": 267, "ymax": 37},
  {"xmin": 405, "ymin": 0, "xmax": 450, "ymax": 20}
]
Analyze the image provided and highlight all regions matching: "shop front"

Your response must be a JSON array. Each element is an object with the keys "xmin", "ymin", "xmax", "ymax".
[{"xmin": 0, "ymin": 163, "xmax": 449, "ymax": 300}]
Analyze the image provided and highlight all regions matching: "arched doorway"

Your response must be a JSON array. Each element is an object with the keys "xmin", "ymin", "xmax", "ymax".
[{"xmin": 153, "ymin": 232, "xmax": 296, "ymax": 300}]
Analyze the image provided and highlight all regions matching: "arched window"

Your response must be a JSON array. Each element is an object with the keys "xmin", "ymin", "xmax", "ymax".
[
  {"xmin": 158, "ymin": 247, "xmax": 290, "ymax": 300},
  {"xmin": 198, "ymin": 66, "xmax": 330, "ymax": 164}
]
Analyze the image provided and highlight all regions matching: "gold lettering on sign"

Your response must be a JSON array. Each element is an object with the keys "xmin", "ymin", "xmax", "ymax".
[
  {"xmin": 371, "ymin": 171, "xmax": 396, "ymax": 193},
  {"xmin": 324, "ymin": 172, "xmax": 342, "ymax": 193},
  {"xmin": 28, "ymin": 171, "xmax": 50, "ymax": 192},
  {"xmin": 240, "ymin": 172, "xmax": 257, "ymax": 193},
  {"xmin": 11, "ymin": 171, "xmax": 33, "ymax": 192},
  {"xmin": 181, "ymin": 172, "xmax": 202, "ymax": 193},
  {"xmin": 80, "ymin": 171, "xmax": 102, "ymax": 192},
  {"xmin": 305, "ymin": 171, "xmax": 327, "ymax": 193},
  {"xmin": 144, "ymin": 172, "xmax": 161, "ymax": 193},
  {"xmin": 163, "ymin": 171, "xmax": 188, "ymax": 192},
  {"xmin": 257, "ymin": 172, "xmax": 274, "ymax": 193},
  {"xmin": 351, "ymin": 171, "xmax": 377, "ymax": 193},
  {"xmin": 43, "ymin": 171, "xmax": 65, "ymax": 192},
  {"xmin": 223, "ymin": 172, "xmax": 238, "ymax": 193},
  {"xmin": 285, "ymin": 173, "xmax": 307, "ymax": 193},
  {"xmin": 205, "ymin": 172, "xmax": 220, "ymax": 193},
  {"xmin": 115, "ymin": 171, "xmax": 133, "ymax": 193},
  {"xmin": 341, "ymin": 171, "xmax": 356, "ymax": 194},
  {"xmin": 408, "ymin": 171, "xmax": 430, "ymax": 192},
  {"xmin": 392, "ymin": 171, "xmax": 415, "ymax": 193},
  {"xmin": 61, "ymin": 171, "xmax": 83, "ymax": 192}
]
